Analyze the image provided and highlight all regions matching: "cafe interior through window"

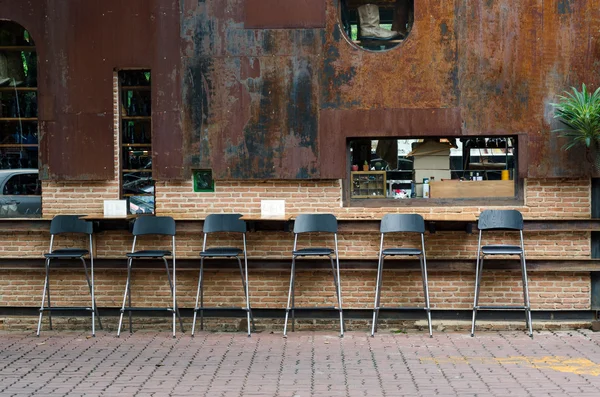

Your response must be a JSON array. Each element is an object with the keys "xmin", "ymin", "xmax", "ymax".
[{"xmin": 349, "ymin": 137, "xmax": 517, "ymax": 200}]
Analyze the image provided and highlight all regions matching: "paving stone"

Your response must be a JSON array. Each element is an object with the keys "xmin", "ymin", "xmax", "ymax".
[{"xmin": 1, "ymin": 330, "xmax": 600, "ymax": 396}]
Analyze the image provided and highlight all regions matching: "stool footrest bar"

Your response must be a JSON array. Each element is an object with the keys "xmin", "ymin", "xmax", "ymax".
[{"xmin": 475, "ymin": 306, "xmax": 529, "ymax": 310}]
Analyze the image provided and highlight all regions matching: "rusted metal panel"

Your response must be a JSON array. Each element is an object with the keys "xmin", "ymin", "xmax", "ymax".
[
  {"xmin": 4, "ymin": 0, "xmax": 600, "ymax": 181},
  {"xmin": 455, "ymin": 0, "xmax": 600, "ymax": 177},
  {"xmin": 152, "ymin": 0, "xmax": 186, "ymax": 180},
  {"xmin": 319, "ymin": 108, "xmax": 462, "ymax": 178},
  {"xmin": 183, "ymin": 0, "xmax": 323, "ymax": 179},
  {"xmin": 1, "ymin": 0, "xmax": 184, "ymax": 180},
  {"xmin": 244, "ymin": 0, "xmax": 326, "ymax": 29}
]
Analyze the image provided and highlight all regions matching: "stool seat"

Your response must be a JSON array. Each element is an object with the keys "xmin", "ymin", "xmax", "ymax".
[
  {"xmin": 481, "ymin": 245, "xmax": 523, "ymax": 255},
  {"xmin": 382, "ymin": 247, "xmax": 422, "ymax": 256},
  {"xmin": 44, "ymin": 248, "xmax": 89, "ymax": 259},
  {"xmin": 127, "ymin": 250, "xmax": 172, "ymax": 258},
  {"xmin": 293, "ymin": 248, "xmax": 333, "ymax": 256},
  {"xmin": 200, "ymin": 247, "xmax": 243, "ymax": 257}
]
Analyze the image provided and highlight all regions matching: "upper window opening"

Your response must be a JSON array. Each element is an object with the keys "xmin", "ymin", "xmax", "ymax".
[
  {"xmin": 119, "ymin": 70, "xmax": 155, "ymax": 215},
  {"xmin": 340, "ymin": 0, "xmax": 414, "ymax": 51},
  {"xmin": 0, "ymin": 20, "xmax": 40, "ymax": 217},
  {"xmin": 349, "ymin": 137, "xmax": 517, "ymax": 201}
]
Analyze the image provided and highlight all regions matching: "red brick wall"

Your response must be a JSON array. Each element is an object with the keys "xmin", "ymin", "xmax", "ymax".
[
  {"xmin": 0, "ymin": 75, "xmax": 593, "ymax": 329},
  {"xmin": 0, "ymin": 269, "xmax": 589, "ymax": 312}
]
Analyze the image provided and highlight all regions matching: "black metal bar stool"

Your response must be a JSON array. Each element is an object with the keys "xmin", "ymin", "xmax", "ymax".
[
  {"xmin": 191, "ymin": 213, "xmax": 254, "ymax": 337},
  {"xmin": 37, "ymin": 215, "xmax": 102, "ymax": 336},
  {"xmin": 471, "ymin": 209, "xmax": 532, "ymax": 337},
  {"xmin": 284, "ymin": 213, "xmax": 343, "ymax": 337},
  {"xmin": 117, "ymin": 216, "xmax": 184, "ymax": 337},
  {"xmin": 371, "ymin": 213, "xmax": 432, "ymax": 337}
]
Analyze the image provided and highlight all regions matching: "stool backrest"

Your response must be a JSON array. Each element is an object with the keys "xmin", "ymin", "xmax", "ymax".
[
  {"xmin": 132, "ymin": 216, "xmax": 176, "ymax": 236},
  {"xmin": 203, "ymin": 213, "xmax": 246, "ymax": 233},
  {"xmin": 478, "ymin": 210, "xmax": 523, "ymax": 231},
  {"xmin": 380, "ymin": 214, "xmax": 425, "ymax": 234},
  {"xmin": 50, "ymin": 215, "xmax": 92, "ymax": 235},
  {"xmin": 293, "ymin": 214, "xmax": 338, "ymax": 234}
]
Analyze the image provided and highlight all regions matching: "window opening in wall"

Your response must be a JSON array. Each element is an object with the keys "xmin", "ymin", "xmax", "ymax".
[
  {"xmin": 0, "ymin": 20, "xmax": 40, "ymax": 217},
  {"xmin": 349, "ymin": 137, "xmax": 517, "ymax": 201},
  {"xmin": 119, "ymin": 70, "xmax": 154, "ymax": 215},
  {"xmin": 340, "ymin": 0, "xmax": 414, "ymax": 51}
]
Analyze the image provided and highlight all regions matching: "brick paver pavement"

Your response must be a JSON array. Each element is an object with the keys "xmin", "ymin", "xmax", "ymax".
[{"xmin": 1, "ymin": 330, "xmax": 600, "ymax": 396}]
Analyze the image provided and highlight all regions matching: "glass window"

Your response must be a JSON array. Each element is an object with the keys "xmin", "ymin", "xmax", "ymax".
[
  {"xmin": 0, "ymin": 21, "xmax": 41, "ymax": 217},
  {"xmin": 339, "ymin": 0, "xmax": 414, "ymax": 51},
  {"xmin": 119, "ymin": 70, "xmax": 154, "ymax": 214},
  {"xmin": 2, "ymin": 172, "xmax": 39, "ymax": 195},
  {"xmin": 349, "ymin": 137, "xmax": 517, "ymax": 201}
]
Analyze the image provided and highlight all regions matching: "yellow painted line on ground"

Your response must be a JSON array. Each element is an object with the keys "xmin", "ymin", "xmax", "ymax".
[{"xmin": 421, "ymin": 356, "xmax": 600, "ymax": 376}]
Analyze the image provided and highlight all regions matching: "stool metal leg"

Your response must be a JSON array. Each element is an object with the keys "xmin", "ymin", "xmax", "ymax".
[
  {"xmin": 371, "ymin": 253, "xmax": 384, "ymax": 337},
  {"xmin": 471, "ymin": 253, "xmax": 485, "ymax": 336},
  {"xmin": 521, "ymin": 253, "xmax": 533, "ymax": 337},
  {"xmin": 329, "ymin": 255, "xmax": 343, "ymax": 332},
  {"xmin": 37, "ymin": 258, "xmax": 51, "ymax": 336},
  {"xmin": 162, "ymin": 257, "xmax": 184, "ymax": 336},
  {"xmin": 283, "ymin": 256, "xmax": 296, "ymax": 336},
  {"xmin": 237, "ymin": 256, "xmax": 252, "ymax": 337},
  {"xmin": 334, "ymin": 235, "xmax": 343, "ymax": 337},
  {"xmin": 471, "ymin": 230, "xmax": 484, "ymax": 337},
  {"xmin": 420, "ymin": 253, "xmax": 433, "ymax": 338},
  {"xmin": 81, "ymin": 257, "xmax": 101, "ymax": 335},
  {"xmin": 191, "ymin": 258, "xmax": 204, "ymax": 336},
  {"xmin": 117, "ymin": 258, "xmax": 133, "ymax": 337},
  {"xmin": 242, "ymin": 235, "xmax": 253, "ymax": 336}
]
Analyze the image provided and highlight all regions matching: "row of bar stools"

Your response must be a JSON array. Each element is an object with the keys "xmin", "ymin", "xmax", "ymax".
[{"xmin": 36, "ymin": 210, "xmax": 531, "ymax": 338}]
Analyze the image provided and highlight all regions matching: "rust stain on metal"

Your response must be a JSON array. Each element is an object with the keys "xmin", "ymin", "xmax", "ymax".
[
  {"xmin": 4, "ymin": 0, "xmax": 600, "ymax": 181},
  {"xmin": 183, "ymin": 0, "xmax": 322, "ymax": 179},
  {"xmin": 1, "ymin": 0, "xmax": 184, "ymax": 180},
  {"xmin": 244, "ymin": 0, "xmax": 326, "ymax": 29}
]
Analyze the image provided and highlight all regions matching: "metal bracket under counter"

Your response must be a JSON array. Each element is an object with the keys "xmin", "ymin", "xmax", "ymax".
[
  {"xmin": 239, "ymin": 215, "xmax": 293, "ymax": 232},
  {"xmin": 78, "ymin": 214, "xmax": 137, "ymax": 233}
]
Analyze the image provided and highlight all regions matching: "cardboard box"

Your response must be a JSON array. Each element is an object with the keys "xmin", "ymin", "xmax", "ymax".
[
  {"xmin": 414, "ymin": 170, "xmax": 451, "ymax": 196},
  {"xmin": 413, "ymin": 155, "xmax": 450, "ymax": 170}
]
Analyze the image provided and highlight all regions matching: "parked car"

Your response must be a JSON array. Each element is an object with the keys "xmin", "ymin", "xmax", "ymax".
[{"xmin": 0, "ymin": 168, "xmax": 41, "ymax": 217}]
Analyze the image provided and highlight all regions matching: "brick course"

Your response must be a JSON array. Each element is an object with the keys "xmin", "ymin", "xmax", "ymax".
[{"xmin": 0, "ymin": 73, "xmax": 592, "ymax": 329}]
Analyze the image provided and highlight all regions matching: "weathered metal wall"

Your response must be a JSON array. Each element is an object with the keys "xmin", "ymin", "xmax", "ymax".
[
  {"xmin": 3, "ymin": 1, "xmax": 599, "ymax": 180},
  {"xmin": 182, "ymin": 0, "xmax": 324, "ymax": 179},
  {"xmin": 186, "ymin": 0, "xmax": 600, "ymax": 179},
  {"xmin": 0, "ymin": 0, "xmax": 184, "ymax": 180}
]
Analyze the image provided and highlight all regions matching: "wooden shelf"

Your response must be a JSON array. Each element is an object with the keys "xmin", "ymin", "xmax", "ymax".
[
  {"xmin": 122, "ymin": 169, "xmax": 152, "ymax": 173},
  {"xmin": 122, "ymin": 193, "xmax": 153, "ymax": 197},
  {"xmin": 121, "ymin": 116, "xmax": 150, "ymax": 120},
  {"xmin": 0, "ymin": 46, "xmax": 36, "ymax": 52},
  {"xmin": 0, "ymin": 87, "xmax": 37, "ymax": 92},
  {"xmin": 0, "ymin": 144, "xmax": 37, "ymax": 148},
  {"xmin": 351, "ymin": 171, "xmax": 387, "ymax": 198},
  {"xmin": 122, "ymin": 144, "xmax": 151, "ymax": 148}
]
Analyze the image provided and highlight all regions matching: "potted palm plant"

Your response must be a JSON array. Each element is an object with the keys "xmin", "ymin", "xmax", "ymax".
[{"xmin": 552, "ymin": 84, "xmax": 600, "ymax": 170}]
